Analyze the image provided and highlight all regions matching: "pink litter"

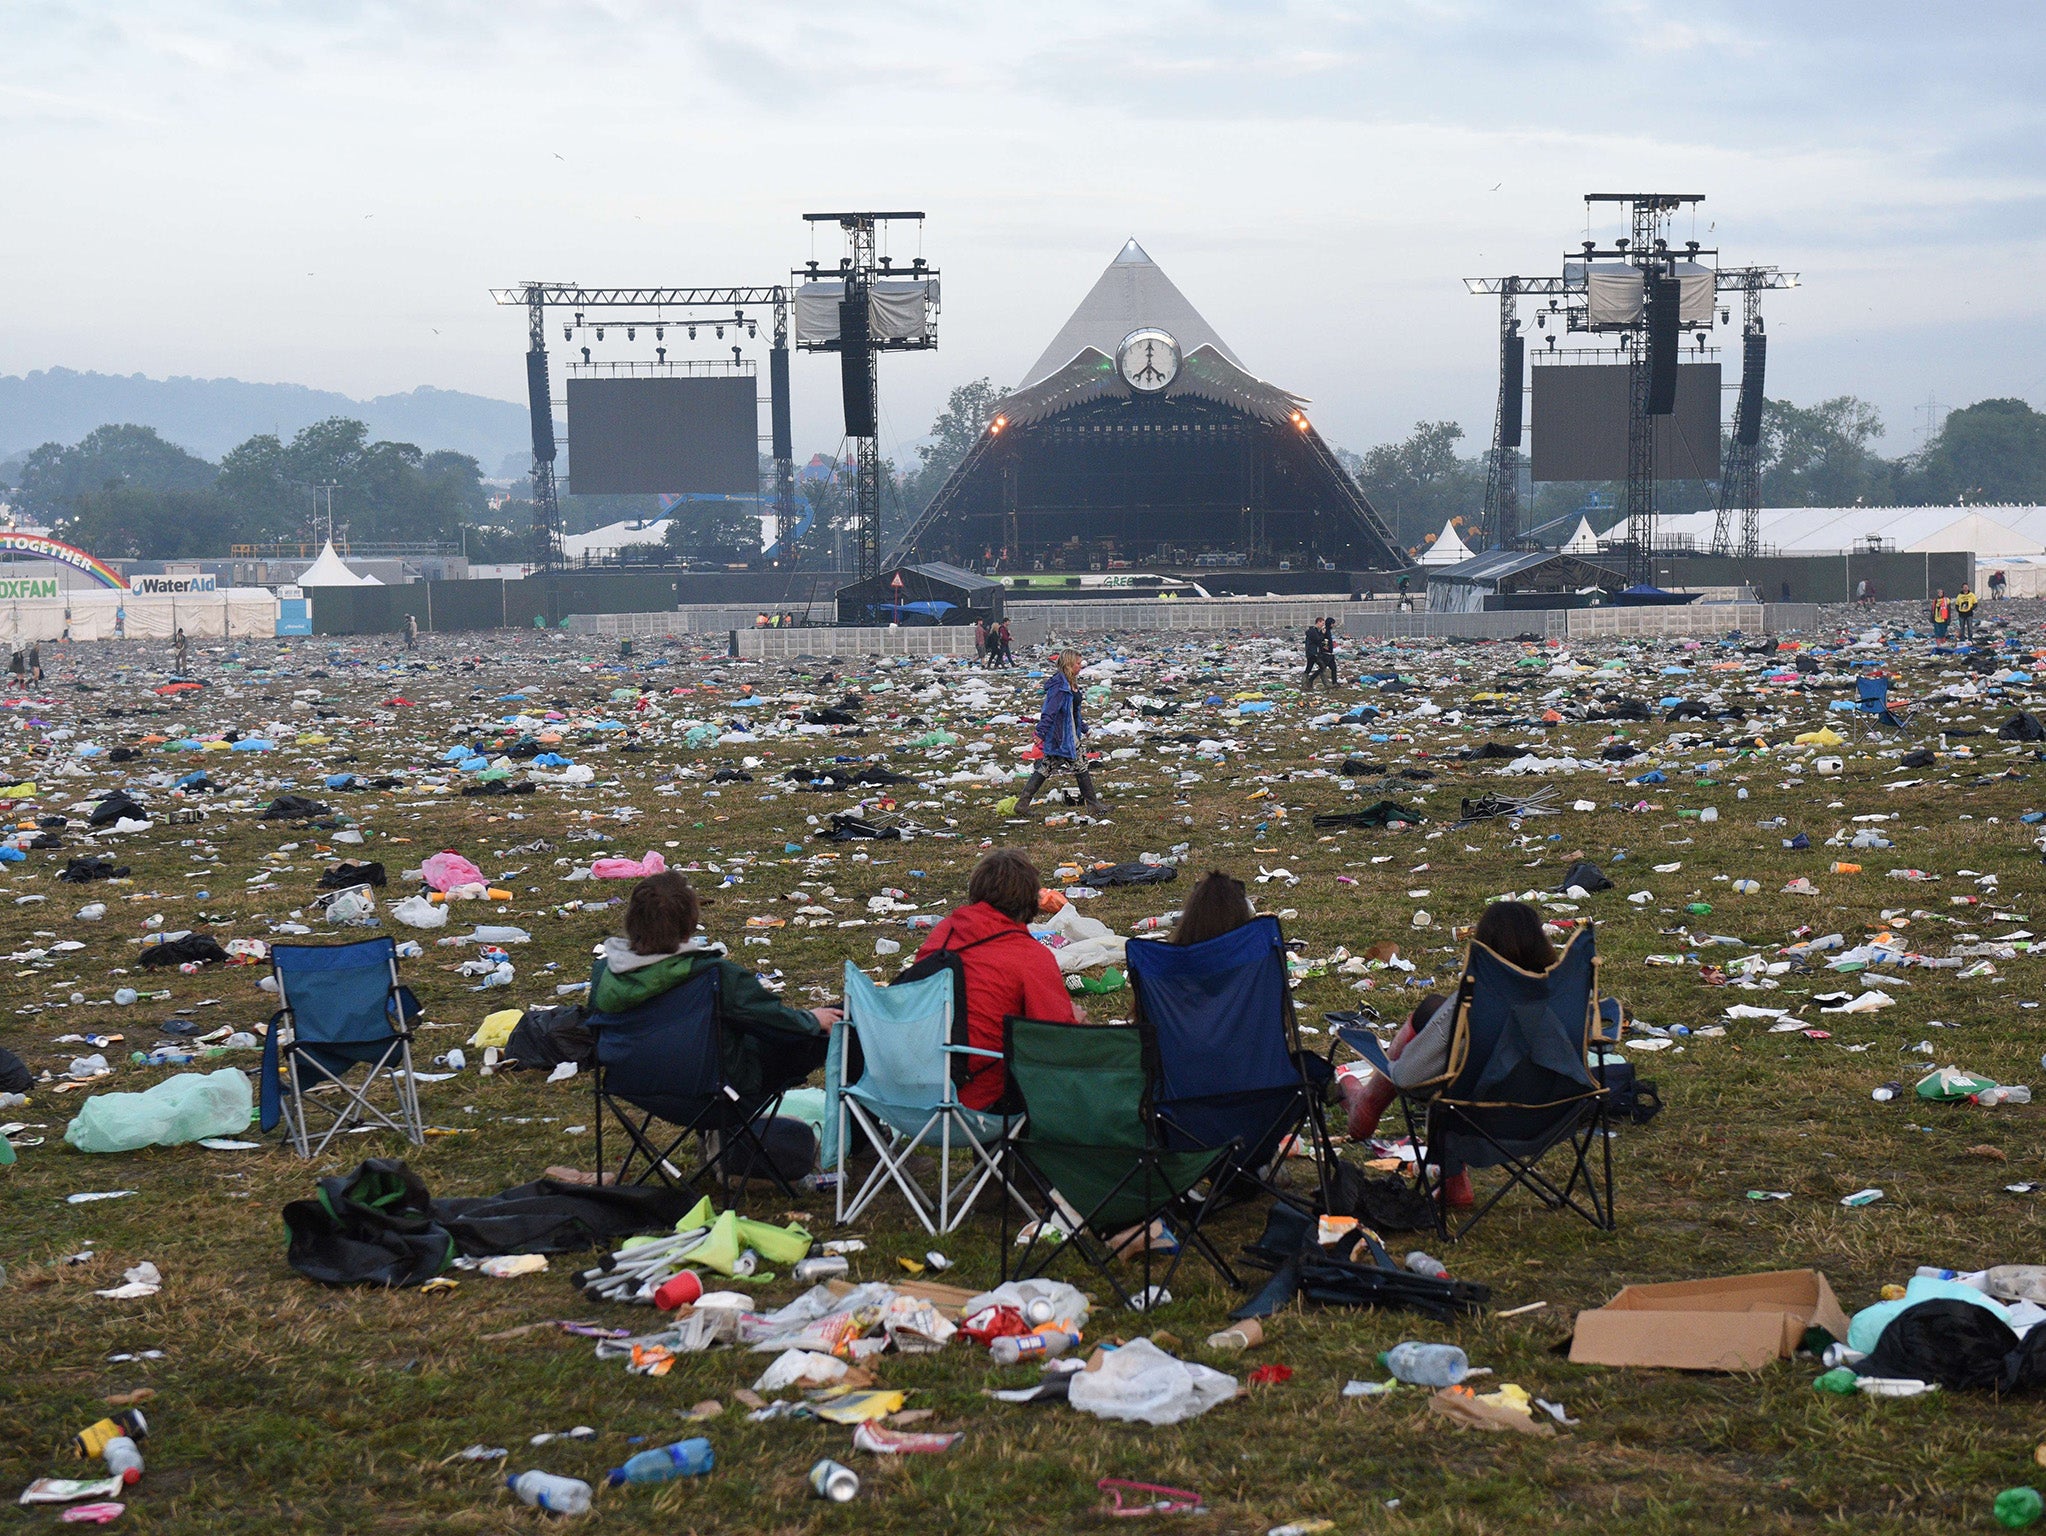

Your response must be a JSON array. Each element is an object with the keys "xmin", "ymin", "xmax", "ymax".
[
  {"xmin": 421, "ymin": 851, "xmax": 485, "ymax": 892},
  {"xmin": 591, "ymin": 850, "xmax": 668, "ymax": 880}
]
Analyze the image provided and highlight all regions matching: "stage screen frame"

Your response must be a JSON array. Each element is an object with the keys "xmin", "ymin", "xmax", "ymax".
[
  {"xmin": 1530, "ymin": 362, "xmax": 1721, "ymax": 482},
  {"xmin": 565, "ymin": 375, "xmax": 759, "ymax": 496}
]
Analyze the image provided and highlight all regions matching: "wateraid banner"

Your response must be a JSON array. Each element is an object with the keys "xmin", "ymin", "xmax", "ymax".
[{"xmin": 129, "ymin": 574, "xmax": 218, "ymax": 595}]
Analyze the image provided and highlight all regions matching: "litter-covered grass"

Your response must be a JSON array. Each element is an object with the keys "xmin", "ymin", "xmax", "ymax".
[{"xmin": 5, "ymin": 615, "xmax": 2046, "ymax": 1533}]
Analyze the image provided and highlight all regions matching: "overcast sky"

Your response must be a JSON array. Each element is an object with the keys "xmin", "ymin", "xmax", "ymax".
[{"xmin": 6, "ymin": 0, "xmax": 2043, "ymax": 465}]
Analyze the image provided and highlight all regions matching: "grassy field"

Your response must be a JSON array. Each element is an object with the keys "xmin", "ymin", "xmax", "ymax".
[{"xmin": 5, "ymin": 615, "xmax": 2046, "ymax": 1534}]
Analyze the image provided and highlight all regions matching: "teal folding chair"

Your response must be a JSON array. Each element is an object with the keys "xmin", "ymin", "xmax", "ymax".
[{"xmin": 831, "ymin": 961, "xmax": 1017, "ymax": 1234}]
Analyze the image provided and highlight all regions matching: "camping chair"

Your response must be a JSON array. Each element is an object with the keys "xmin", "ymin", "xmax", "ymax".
[
  {"xmin": 1334, "ymin": 925, "xmax": 1613, "ymax": 1243},
  {"xmin": 829, "ymin": 961, "xmax": 1017, "ymax": 1234},
  {"xmin": 586, "ymin": 964, "xmax": 800, "ymax": 1204},
  {"xmin": 1125, "ymin": 916, "xmax": 1335, "ymax": 1213},
  {"xmin": 260, "ymin": 937, "xmax": 425, "ymax": 1158},
  {"xmin": 999, "ymin": 1016, "xmax": 1242, "ymax": 1310}
]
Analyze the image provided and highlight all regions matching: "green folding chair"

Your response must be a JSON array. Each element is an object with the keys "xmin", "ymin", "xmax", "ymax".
[{"xmin": 999, "ymin": 1015, "xmax": 1241, "ymax": 1310}]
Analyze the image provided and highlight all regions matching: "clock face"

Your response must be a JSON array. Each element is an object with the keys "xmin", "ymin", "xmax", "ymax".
[{"xmin": 1117, "ymin": 328, "xmax": 1180, "ymax": 392}]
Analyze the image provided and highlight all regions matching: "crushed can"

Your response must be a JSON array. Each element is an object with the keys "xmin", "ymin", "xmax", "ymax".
[
  {"xmin": 809, "ymin": 1459, "xmax": 859, "ymax": 1502},
  {"xmin": 793, "ymin": 1255, "xmax": 850, "ymax": 1283}
]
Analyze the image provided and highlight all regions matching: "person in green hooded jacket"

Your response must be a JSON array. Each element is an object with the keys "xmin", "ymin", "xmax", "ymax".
[{"xmin": 591, "ymin": 871, "xmax": 840, "ymax": 1099}]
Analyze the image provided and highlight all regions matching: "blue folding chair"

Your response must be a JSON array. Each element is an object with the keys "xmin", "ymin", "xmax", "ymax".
[
  {"xmin": 1856, "ymin": 676, "xmax": 1890, "ymax": 713},
  {"xmin": 260, "ymin": 937, "xmax": 424, "ymax": 1158},
  {"xmin": 1336, "ymin": 924, "xmax": 1612, "ymax": 1242},
  {"xmin": 587, "ymin": 964, "xmax": 802, "ymax": 1203},
  {"xmin": 1126, "ymin": 916, "xmax": 1335, "ymax": 1212},
  {"xmin": 829, "ymin": 962, "xmax": 1016, "ymax": 1233}
]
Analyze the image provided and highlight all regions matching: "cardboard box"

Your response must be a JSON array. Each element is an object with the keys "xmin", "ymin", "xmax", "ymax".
[{"xmin": 1568, "ymin": 1268, "xmax": 1852, "ymax": 1372}]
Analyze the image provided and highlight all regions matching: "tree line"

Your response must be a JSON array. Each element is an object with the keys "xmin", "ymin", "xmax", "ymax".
[{"xmin": 6, "ymin": 388, "xmax": 2042, "ymax": 568}]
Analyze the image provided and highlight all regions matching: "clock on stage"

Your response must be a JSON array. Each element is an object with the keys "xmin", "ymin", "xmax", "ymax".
[{"xmin": 1116, "ymin": 327, "xmax": 1180, "ymax": 393}]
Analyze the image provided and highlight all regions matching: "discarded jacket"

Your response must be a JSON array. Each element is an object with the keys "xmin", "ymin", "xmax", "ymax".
[
  {"xmin": 137, "ymin": 933, "xmax": 231, "ymax": 969},
  {"xmin": 317, "ymin": 860, "xmax": 388, "ymax": 890},
  {"xmin": 282, "ymin": 1159, "xmax": 698, "ymax": 1288},
  {"xmin": 1312, "ymin": 801, "xmax": 1427, "ymax": 830},
  {"xmin": 263, "ymin": 794, "xmax": 336, "ymax": 821}
]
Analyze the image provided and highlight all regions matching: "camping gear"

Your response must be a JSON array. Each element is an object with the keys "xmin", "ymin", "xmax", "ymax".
[
  {"xmin": 1125, "ymin": 913, "xmax": 1334, "ymax": 1211},
  {"xmin": 1335, "ymin": 924, "xmax": 1613, "ymax": 1241},
  {"xmin": 1000, "ymin": 1015, "xmax": 1241, "ymax": 1310},
  {"xmin": 259, "ymin": 937, "xmax": 424, "ymax": 1158},
  {"xmin": 830, "ymin": 961, "xmax": 1016, "ymax": 1234}
]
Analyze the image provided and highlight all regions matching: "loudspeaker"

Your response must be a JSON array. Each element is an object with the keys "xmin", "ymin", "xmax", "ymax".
[
  {"xmin": 1499, "ymin": 333, "xmax": 1525, "ymax": 448},
  {"xmin": 525, "ymin": 347, "xmax": 556, "ymax": 463},
  {"xmin": 769, "ymin": 344, "xmax": 793, "ymax": 461},
  {"xmin": 838, "ymin": 297, "xmax": 876, "ymax": 436},
  {"xmin": 1735, "ymin": 332, "xmax": 1767, "ymax": 447},
  {"xmin": 1645, "ymin": 275, "xmax": 1679, "ymax": 416}
]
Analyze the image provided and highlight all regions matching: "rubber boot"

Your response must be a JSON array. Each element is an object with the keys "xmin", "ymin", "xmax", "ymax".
[
  {"xmin": 1013, "ymin": 768, "xmax": 1048, "ymax": 814},
  {"xmin": 1076, "ymin": 769, "xmax": 1108, "ymax": 814}
]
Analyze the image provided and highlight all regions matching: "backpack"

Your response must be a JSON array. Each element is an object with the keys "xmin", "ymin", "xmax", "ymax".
[{"xmin": 892, "ymin": 928, "xmax": 1011, "ymax": 1104}]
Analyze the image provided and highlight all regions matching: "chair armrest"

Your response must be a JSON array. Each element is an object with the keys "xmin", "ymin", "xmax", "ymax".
[
  {"xmin": 1334, "ymin": 1025, "xmax": 1395, "ymax": 1078},
  {"xmin": 941, "ymin": 1044, "xmax": 1002, "ymax": 1060}
]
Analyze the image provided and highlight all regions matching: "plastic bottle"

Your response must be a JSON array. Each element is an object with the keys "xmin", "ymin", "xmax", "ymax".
[
  {"xmin": 989, "ymin": 1329, "xmax": 1079, "ymax": 1365},
  {"xmin": 507, "ymin": 1471, "xmax": 592, "ymax": 1514},
  {"xmin": 1404, "ymin": 1251, "xmax": 1450, "ymax": 1280},
  {"xmin": 102, "ymin": 1436, "xmax": 143, "ymax": 1485},
  {"xmin": 1979, "ymin": 1085, "xmax": 2033, "ymax": 1106},
  {"xmin": 1378, "ymin": 1342, "xmax": 1468, "ymax": 1388},
  {"xmin": 606, "ymin": 1438, "xmax": 713, "ymax": 1486}
]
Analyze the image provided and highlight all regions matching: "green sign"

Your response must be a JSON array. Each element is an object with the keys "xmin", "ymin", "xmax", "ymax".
[{"xmin": 0, "ymin": 578, "xmax": 59, "ymax": 600}]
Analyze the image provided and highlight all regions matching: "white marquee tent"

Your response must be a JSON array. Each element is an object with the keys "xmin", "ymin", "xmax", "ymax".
[{"xmin": 1416, "ymin": 519, "xmax": 1474, "ymax": 567}]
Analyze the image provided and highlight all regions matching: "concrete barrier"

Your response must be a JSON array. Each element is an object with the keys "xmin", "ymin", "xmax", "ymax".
[{"xmin": 736, "ymin": 625, "xmax": 979, "ymax": 660}]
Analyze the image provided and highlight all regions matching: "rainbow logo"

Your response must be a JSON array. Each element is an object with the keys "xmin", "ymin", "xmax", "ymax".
[{"xmin": 0, "ymin": 532, "xmax": 127, "ymax": 589}]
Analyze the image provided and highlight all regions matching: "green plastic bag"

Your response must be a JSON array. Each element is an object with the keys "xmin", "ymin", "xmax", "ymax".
[{"xmin": 64, "ymin": 1068, "xmax": 253, "ymax": 1153}]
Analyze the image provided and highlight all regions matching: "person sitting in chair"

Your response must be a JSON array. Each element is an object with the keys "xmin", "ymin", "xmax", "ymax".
[
  {"xmin": 592, "ymin": 871, "xmax": 840, "ymax": 1101},
  {"xmin": 1336, "ymin": 899, "xmax": 1558, "ymax": 1208},
  {"xmin": 1169, "ymin": 869, "xmax": 1256, "ymax": 945},
  {"xmin": 913, "ymin": 849, "xmax": 1076, "ymax": 1112}
]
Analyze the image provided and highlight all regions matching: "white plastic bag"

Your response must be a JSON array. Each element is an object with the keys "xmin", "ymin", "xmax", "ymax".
[
  {"xmin": 64, "ymin": 1068, "xmax": 253, "ymax": 1154},
  {"xmin": 391, "ymin": 895, "xmax": 448, "ymax": 929},
  {"xmin": 1067, "ymin": 1336, "xmax": 1237, "ymax": 1425}
]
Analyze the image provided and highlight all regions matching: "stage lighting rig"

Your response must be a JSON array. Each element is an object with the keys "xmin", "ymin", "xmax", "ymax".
[
  {"xmin": 493, "ymin": 280, "xmax": 802, "ymax": 568},
  {"xmin": 793, "ymin": 211, "xmax": 940, "ymax": 581},
  {"xmin": 1464, "ymin": 193, "xmax": 1793, "ymax": 580}
]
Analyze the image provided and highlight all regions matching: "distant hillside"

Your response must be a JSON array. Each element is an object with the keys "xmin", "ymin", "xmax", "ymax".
[{"xmin": 0, "ymin": 368, "xmax": 532, "ymax": 475}]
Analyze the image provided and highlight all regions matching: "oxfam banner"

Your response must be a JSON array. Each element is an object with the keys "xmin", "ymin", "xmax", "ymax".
[{"xmin": 0, "ymin": 577, "xmax": 59, "ymax": 600}]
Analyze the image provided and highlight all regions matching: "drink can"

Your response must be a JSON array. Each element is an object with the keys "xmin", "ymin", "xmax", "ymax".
[
  {"xmin": 793, "ymin": 1255, "xmax": 849, "ymax": 1283},
  {"xmin": 809, "ymin": 1459, "xmax": 859, "ymax": 1502}
]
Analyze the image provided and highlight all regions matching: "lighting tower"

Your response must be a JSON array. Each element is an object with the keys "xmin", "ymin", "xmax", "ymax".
[{"xmin": 795, "ymin": 212, "xmax": 938, "ymax": 581}]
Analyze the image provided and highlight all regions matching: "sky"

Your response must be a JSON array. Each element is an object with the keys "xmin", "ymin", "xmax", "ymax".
[{"xmin": 5, "ymin": 0, "xmax": 2045, "ymax": 467}]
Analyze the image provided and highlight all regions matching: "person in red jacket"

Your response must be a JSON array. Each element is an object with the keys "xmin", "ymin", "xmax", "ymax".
[{"xmin": 914, "ymin": 849, "xmax": 1077, "ymax": 1111}]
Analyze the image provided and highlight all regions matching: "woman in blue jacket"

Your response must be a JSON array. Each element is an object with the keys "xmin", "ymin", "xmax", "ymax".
[{"xmin": 1014, "ymin": 649, "xmax": 1106, "ymax": 814}]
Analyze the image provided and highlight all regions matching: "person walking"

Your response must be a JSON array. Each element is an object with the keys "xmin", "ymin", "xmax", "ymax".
[
  {"xmin": 1855, "ymin": 578, "xmax": 1869, "ymax": 607},
  {"xmin": 1317, "ymin": 616, "xmax": 1341, "ymax": 686},
  {"xmin": 1929, "ymin": 588, "xmax": 1953, "ymax": 641},
  {"xmin": 404, "ymin": 613, "xmax": 419, "ymax": 650},
  {"xmin": 973, "ymin": 618, "xmax": 988, "ymax": 668},
  {"xmin": 1301, "ymin": 618, "xmax": 1326, "ymax": 688},
  {"xmin": 7, "ymin": 648, "xmax": 22, "ymax": 688},
  {"xmin": 1956, "ymin": 583, "xmax": 1979, "ymax": 641},
  {"xmin": 173, "ymin": 627, "xmax": 189, "ymax": 676},
  {"xmin": 1990, "ymin": 569, "xmax": 2008, "ymax": 601},
  {"xmin": 995, "ymin": 619, "xmax": 1014, "ymax": 667},
  {"xmin": 1013, "ymin": 650, "xmax": 1105, "ymax": 815},
  {"xmin": 27, "ymin": 640, "xmax": 42, "ymax": 685}
]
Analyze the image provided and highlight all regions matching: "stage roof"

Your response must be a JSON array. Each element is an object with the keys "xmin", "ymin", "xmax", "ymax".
[{"xmin": 1021, "ymin": 239, "xmax": 1245, "ymax": 389}]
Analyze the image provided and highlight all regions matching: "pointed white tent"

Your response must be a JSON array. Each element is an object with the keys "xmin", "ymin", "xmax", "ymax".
[
  {"xmin": 1562, "ymin": 517, "xmax": 1601, "ymax": 554},
  {"xmin": 1417, "ymin": 519, "xmax": 1474, "ymax": 567},
  {"xmin": 1021, "ymin": 239, "xmax": 1246, "ymax": 388},
  {"xmin": 297, "ymin": 540, "xmax": 366, "ymax": 587}
]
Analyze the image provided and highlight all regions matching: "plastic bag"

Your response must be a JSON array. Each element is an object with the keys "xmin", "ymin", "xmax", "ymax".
[
  {"xmin": 421, "ymin": 850, "xmax": 485, "ymax": 892},
  {"xmin": 1067, "ymin": 1337, "xmax": 1237, "ymax": 1425},
  {"xmin": 65, "ymin": 1068, "xmax": 253, "ymax": 1153},
  {"xmin": 592, "ymin": 851, "xmax": 667, "ymax": 880},
  {"xmin": 324, "ymin": 889, "xmax": 377, "ymax": 924},
  {"xmin": 390, "ymin": 895, "xmax": 448, "ymax": 929}
]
